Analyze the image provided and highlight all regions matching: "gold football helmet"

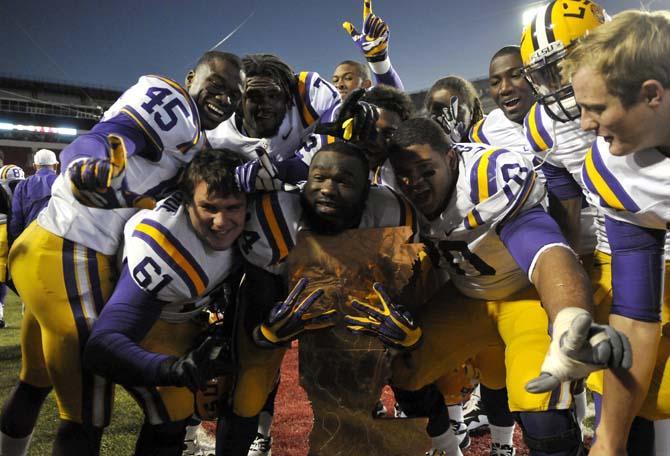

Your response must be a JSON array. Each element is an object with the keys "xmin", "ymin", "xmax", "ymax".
[{"xmin": 520, "ymin": 0, "xmax": 608, "ymax": 121}]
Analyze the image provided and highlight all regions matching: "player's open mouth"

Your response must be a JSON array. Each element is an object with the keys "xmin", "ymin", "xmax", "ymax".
[{"xmin": 502, "ymin": 97, "xmax": 520, "ymax": 109}]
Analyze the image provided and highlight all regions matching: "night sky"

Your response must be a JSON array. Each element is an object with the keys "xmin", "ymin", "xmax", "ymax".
[{"xmin": 2, "ymin": 0, "xmax": 665, "ymax": 93}]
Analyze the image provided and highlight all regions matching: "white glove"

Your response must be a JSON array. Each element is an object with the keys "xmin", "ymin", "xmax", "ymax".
[{"xmin": 526, "ymin": 307, "xmax": 633, "ymax": 393}]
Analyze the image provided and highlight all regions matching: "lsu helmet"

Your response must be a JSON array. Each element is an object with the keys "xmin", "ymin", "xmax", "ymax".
[
  {"xmin": 520, "ymin": 0, "xmax": 608, "ymax": 121},
  {"xmin": 0, "ymin": 164, "xmax": 25, "ymax": 183}
]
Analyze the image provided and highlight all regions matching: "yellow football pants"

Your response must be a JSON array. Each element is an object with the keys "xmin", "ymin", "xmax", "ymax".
[
  {"xmin": 11, "ymin": 222, "xmax": 116, "ymax": 426},
  {"xmin": 392, "ymin": 282, "xmax": 572, "ymax": 412}
]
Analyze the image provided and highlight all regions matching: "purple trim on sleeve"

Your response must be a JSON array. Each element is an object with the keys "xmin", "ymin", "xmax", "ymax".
[
  {"xmin": 606, "ymin": 216, "xmax": 665, "ymax": 322},
  {"xmin": 373, "ymin": 64, "xmax": 404, "ymax": 91},
  {"xmin": 59, "ymin": 113, "xmax": 156, "ymax": 172},
  {"xmin": 540, "ymin": 161, "xmax": 583, "ymax": 200},
  {"xmin": 499, "ymin": 205, "xmax": 569, "ymax": 275},
  {"xmin": 84, "ymin": 264, "xmax": 174, "ymax": 386}
]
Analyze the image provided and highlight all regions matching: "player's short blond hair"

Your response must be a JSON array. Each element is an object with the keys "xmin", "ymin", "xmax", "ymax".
[{"xmin": 563, "ymin": 9, "xmax": 670, "ymax": 107}]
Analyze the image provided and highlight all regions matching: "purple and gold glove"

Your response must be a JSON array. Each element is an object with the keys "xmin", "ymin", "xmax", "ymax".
[
  {"xmin": 345, "ymin": 282, "xmax": 422, "ymax": 351},
  {"xmin": 253, "ymin": 278, "xmax": 337, "ymax": 348},
  {"xmin": 342, "ymin": 0, "xmax": 390, "ymax": 62},
  {"xmin": 68, "ymin": 134, "xmax": 155, "ymax": 209}
]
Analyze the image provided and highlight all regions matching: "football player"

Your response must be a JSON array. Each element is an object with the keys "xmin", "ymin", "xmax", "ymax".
[
  {"xmin": 425, "ymin": 76, "xmax": 484, "ymax": 144},
  {"xmin": 9, "ymin": 149, "xmax": 59, "ymax": 244},
  {"xmin": 333, "ymin": 0, "xmax": 404, "ymax": 98},
  {"xmin": 229, "ymin": 141, "xmax": 422, "ymax": 456},
  {"xmin": 0, "ymin": 164, "xmax": 25, "ymax": 329},
  {"xmin": 207, "ymin": 54, "xmax": 378, "ymax": 194},
  {"xmin": 0, "ymin": 51, "xmax": 243, "ymax": 456},
  {"xmin": 375, "ymin": 117, "xmax": 631, "ymax": 456},
  {"xmin": 360, "ymin": 84, "xmax": 414, "ymax": 185},
  {"xmin": 563, "ymin": 10, "xmax": 670, "ymax": 455},
  {"xmin": 520, "ymin": 2, "xmax": 670, "ymax": 453},
  {"xmin": 83, "ymin": 149, "xmax": 249, "ymax": 455},
  {"xmin": 465, "ymin": 44, "xmax": 539, "ymax": 454}
]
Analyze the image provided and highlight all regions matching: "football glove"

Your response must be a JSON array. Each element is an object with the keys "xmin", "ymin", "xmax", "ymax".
[
  {"xmin": 253, "ymin": 278, "xmax": 337, "ymax": 348},
  {"xmin": 234, "ymin": 142, "xmax": 299, "ymax": 193},
  {"xmin": 314, "ymin": 88, "xmax": 378, "ymax": 142},
  {"xmin": 159, "ymin": 335, "xmax": 227, "ymax": 392},
  {"xmin": 342, "ymin": 0, "xmax": 390, "ymax": 62},
  {"xmin": 430, "ymin": 95, "xmax": 466, "ymax": 143},
  {"xmin": 526, "ymin": 307, "xmax": 633, "ymax": 393},
  {"xmin": 344, "ymin": 282, "xmax": 422, "ymax": 351}
]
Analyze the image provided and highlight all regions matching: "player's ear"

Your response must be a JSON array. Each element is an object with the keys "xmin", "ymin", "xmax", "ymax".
[
  {"xmin": 445, "ymin": 147, "xmax": 458, "ymax": 170},
  {"xmin": 361, "ymin": 79, "xmax": 373, "ymax": 90},
  {"xmin": 640, "ymin": 79, "xmax": 665, "ymax": 108},
  {"xmin": 185, "ymin": 70, "xmax": 196, "ymax": 90}
]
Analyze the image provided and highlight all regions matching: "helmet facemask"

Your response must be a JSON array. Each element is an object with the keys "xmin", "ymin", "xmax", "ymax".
[{"xmin": 523, "ymin": 41, "xmax": 580, "ymax": 122}]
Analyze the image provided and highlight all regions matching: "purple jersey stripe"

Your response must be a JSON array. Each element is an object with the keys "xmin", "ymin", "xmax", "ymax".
[
  {"xmin": 590, "ymin": 142, "xmax": 640, "ymax": 212},
  {"xmin": 501, "ymin": 169, "xmax": 537, "ymax": 227},
  {"xmin": 141, "ymin": 218, "xmax": 209, "ymax": 288},
  {"xmin": 477, "ymin": 120, "xmax": 490, "ymax": 144},
  {"xmin": 132, "ymin": 230, "xmax": 198, "ymax": 297},
  {"xmin": 122, "ymin": 105, "xmax": 164, "ymax": 152},
  {"xmin": 485, "ymin": 148, "xmax": 508, "ymax": 196},
  {"xmin": 534, "ymin": 104, "xmax": 553, "ymax": 149}
]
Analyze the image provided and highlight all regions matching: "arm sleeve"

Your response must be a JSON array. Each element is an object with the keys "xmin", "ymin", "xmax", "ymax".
[
  {"xmin": 499, "ymin": 205, "xmax": 573, "ymax": 280},
  {"xmin": 540, "ymin": 161, "xmax": 583, "ymax": 200},
  {"xmin": 84, "ymin": 264, "xmax": 175, "ymax": 386},
  {"xmin": 368, "ymin": 57, "xmax": 404, "ymax": 90},
  {"xmin": 8, "ymin": 180, "xmax": 26, "ymax": 244},
  {"xmin": 59, "ymin": 113, "xmax": 151, "ymax": 172},
  {"xmin": 606, "ymin": 216, "xmax": 665, "ymax": 322}
]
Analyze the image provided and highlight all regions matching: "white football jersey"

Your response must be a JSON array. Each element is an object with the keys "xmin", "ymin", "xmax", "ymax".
[
  {"xmin": 240, "ymin": 186, "xmax": 418, "ymax": 276},
  {"xmin": 421, "ymin": 143, "xmax": 547, "ymax": 300},
  {"xmin": 123, "ymin": 193, "xmax": 239, "ymax": 323},
  {"xmin": 206, "ymin": 71, "xmax": 340, "ymax": 166},
  {"xmin": 523, "ymin": 101, "xmax": 601, "ymax": 255},
  {"xmin": 40, "ymin": 75, "xmax": 204, "ymax": 255},
  {"xmin": 582, "ymin": 138, "xmax": 670, "ymax": 231},
  {"xmin": 469, "ymin": 108, "xmax": 527, "ymax": 151}
]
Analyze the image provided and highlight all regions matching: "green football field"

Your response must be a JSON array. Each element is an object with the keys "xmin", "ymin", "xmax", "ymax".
[{"xmin": 0, "ymin": 292, "xmax": 144, "ymax": 455}]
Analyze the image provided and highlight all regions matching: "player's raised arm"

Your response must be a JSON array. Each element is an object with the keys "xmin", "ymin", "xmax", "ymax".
[{"xmin": 341, "ymin": 0, "xmax": 403, "ymax": 90}]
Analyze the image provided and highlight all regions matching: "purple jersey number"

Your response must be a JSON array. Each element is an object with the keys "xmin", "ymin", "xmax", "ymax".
[{"xmin": 141, "ymin": 87, "xmax": 189, "ymax": 131}]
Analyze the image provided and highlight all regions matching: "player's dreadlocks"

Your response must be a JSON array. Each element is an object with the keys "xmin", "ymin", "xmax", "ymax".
[
  {"xmin": 242, "ymin": 54, "xmax": 296, "ymax": 106},
  {"xmin": 195, "ymin": 51, "xmax": 243, "ymax": 73},
  {"xmin": 424, "ymin": 76, "xmax": 484, "ymax": 125},
  {"xmin": 362, "ymin": 85, "xmax": 414, "ymax": 121}
]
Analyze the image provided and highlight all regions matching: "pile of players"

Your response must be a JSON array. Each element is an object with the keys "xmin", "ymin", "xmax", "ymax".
[{"xmin": 0, "ymin": 1, "xmax": 668, "ymax": 456}]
